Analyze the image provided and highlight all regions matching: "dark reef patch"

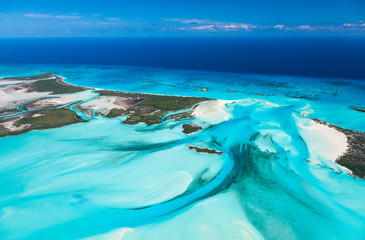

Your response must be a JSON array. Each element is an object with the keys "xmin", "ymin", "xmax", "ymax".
[{"xmin": 350, "ymin": 106, "xmax": 365, "ymax": 114}]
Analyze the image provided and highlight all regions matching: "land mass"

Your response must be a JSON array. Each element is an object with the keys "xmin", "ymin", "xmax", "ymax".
[
  {"xmin": 0, "ymin": 73, "xmax": 208, "ymax": 137},
  {"xmin": 313, "ymin": 118, "xmax": 365, "ymax": 178},
  {"xmin": 188, "ymin": 145, "xmax": 224, "ymax": 155},
  {"xmin": 182, "ymin": 123, "xmax": 203, "ymax": 135}
]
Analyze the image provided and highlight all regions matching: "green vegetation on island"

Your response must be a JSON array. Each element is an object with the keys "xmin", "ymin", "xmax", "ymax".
[
  {"xmin": 164, "ymin": 110, "xmax": 195, "ymax": 122},
  {"xmin": 1, "ymin": 73, "xmax": 55, "ymax": 81},
  {"xmin": 97, "ymin": 89, "xmax": 208, "ymax": 126},
  {"xmin": 0, "ymin": 109, "xmax": 85, "ymax": 137},
  {"xmin": 182, "ymin": 123, "xmax": 202, "ymax": 135},
  {"xmin": 188, "ymin": 145, "xmax": 224, "ymax": 155},
  {"xmin": 313, "ymin": 118, "xmax": 365, "ymax": 178},
  {"xmin": 0, "ymin": 73, "xmax": 209, "ymax": 137},
  {"xmin": 32, "ymin": 78, "xmax": 88, "ymax": 94},
  {"xmin": 105, "ymin": 108, "xmax": 126, "ymax": 118}
]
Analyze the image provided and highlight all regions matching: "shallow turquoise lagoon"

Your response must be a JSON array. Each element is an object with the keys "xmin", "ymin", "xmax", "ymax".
[{"xmin": 0, "ymin": 64, "xmax": 365, "ymax": 239}]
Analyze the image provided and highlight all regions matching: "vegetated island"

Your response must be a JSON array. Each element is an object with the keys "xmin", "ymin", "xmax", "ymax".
[
  {"xmin": 188, "ymin": 145, "xmax": 224, "ymax": 155},
  {"xmin": 0, "ymin": 73, "xmax": 208, "ymax": 137},
  {"xmin": 1, "ymin": 73, "xmax": 364, "ymax": 178},
  {"xmin": 181, "ymin": 123, "xmax": 203, "ymax": 135},
  {"xmin": 312, "ymin": 118, "xmax": 365, "ymax": 179}
]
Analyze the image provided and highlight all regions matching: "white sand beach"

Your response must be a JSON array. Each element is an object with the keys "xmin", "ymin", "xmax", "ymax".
[
  {"xmin": 296, "ymin": 117, "xmax": 349, "ymax": 173},
  {"xmin": 192, "ymin": 100, "xmax": 233, "ymax": 124}
]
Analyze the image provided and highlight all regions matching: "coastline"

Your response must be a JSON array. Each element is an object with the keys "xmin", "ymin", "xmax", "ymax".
[
  {"xmin": 0, "ymin": 73, "xmax": 209, "ymax": 136},
  {"xmin": 55, "ymin": 74, "xmax": 213, "ymax": 99},
  {"xmin": 1, "ymin": 72, "xmax": 364, "ymax": 178},
  {"xmin": 312, "ymin": 118, "xmax": 365, "ymax": 178}
]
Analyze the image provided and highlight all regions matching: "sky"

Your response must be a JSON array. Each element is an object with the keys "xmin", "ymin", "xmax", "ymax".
[{"xmin": 0, "ymin": 0, "xmax": 364, "ymax": 37}]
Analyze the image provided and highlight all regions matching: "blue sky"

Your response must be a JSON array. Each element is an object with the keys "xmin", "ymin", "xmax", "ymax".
[{"xmin": 0, "ymin": 0, "xmax": 364, "ymax": 37}]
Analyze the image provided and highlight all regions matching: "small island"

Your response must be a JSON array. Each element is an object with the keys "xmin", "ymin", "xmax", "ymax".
[
  {"xmin": 188, "ymin": 145, "xmax": 224, "ymax": 155},
  {"xmin": 181, "ymin": 123, "xmax": 203, "ymax": 135}
]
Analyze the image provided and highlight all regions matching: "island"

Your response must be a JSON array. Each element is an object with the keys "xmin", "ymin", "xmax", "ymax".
[
  {"xmin": 181, "ymin": 123, "xmax": 203, "ymax": 135},
  {"xmin": 0, "ymin": 73, "xmax": 208, "ymax": 137},
  {"xmin": 188, "ymin": 145, "xmax": 224, "ymax": 155},
  {"xmin": 313, "ymin": 118, "xmax": 365, "ymax": 178}
]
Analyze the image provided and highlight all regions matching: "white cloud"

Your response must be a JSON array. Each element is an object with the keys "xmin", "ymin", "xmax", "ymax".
[
  {"xmin": 17, "ymin": 14, "xmax": 365, "ymax": 35},
  {"xmin": 98, "ymin": 22, "xmax": 115, "ymax": 25},
  {"xmin": 164, "ymin": 18, "xmax": 258, "ymax": 32},
  {"xmin": 23, "ymin": 30, "xmax": 36, "ymax": 34},
  {"xmin": 219, "ymin": 24, "xmax": 256, "ymax": 31},
  {"xmin": 273, "ymin": 24, "xmax": 285, "ymax": 30},
  {"xmin": 270, "ymin": 21, "xmax": 365, "ymax": 32},
  {"xmin": 164, "ymin": 18, "xmax": 210, "ymax": 24},
  {"xmin": 179, "ymin": 23, "xmax": 256, "ymax": 32},
  {"xmin": 343, "ymin": 23, "xmax": 356, "ymax": 27},
  {"xmin": 55, "ymin": 15, "xmax": 82, "ymax": 19},
  {"xmin": 23, "ymin": 13, "xmax": 82, "ymax": 20},
  {"xmin": 165, "ymin": 17, "xmax": 258, "ymax": 32},
  {"xmin": 343, "ymin": 22, "xmax": 365, "ymax": 28},
  {"xmin": 295, "ymin": 25, "xmax": 314, "ymax": 30},
  {"xmin": 240, "ymin": 24, "xmax": 256, "ymax": 30},
  {"xmin": 107, "ymin": 17, "xmax": 121, "ymax": 21},
  {"xmin": 220, "ymin": 24, "xmax": 237, "ymax": 30},
  {"xmin": 190, "ymin": 25, "xmax": 216, "ymax": 31},
  {"xmin": 171, "ymin": 19, "xmax": 365, "ymax": 33},
  {"xmin": 24, "ymin": 13, "xmax": 51, "ymax": 18}
]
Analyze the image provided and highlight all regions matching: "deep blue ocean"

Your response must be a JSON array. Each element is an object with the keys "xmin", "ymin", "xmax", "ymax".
[{"xmin": 0, "ymin": 37, "xmax": 364, "ymax": 80}]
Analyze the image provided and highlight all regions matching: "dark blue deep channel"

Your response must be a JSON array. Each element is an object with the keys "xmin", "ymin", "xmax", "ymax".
[{"xmin": 0, "ymin": 37, "xmax": 364, "ymax": 80}]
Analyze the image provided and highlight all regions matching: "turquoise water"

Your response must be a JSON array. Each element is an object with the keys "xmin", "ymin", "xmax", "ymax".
[{"xmin": 0, "ymin": 64, "xmax": 365, "ymax": 239}]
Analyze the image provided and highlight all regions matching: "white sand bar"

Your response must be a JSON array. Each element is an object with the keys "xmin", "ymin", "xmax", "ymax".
[
  {"xmin": 297, "ymin": 118, "xmax": 348, "ymax": 164},
  {"xmin": 193, "ymin": 100, "xmax": 233, "ymax": 125}
]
